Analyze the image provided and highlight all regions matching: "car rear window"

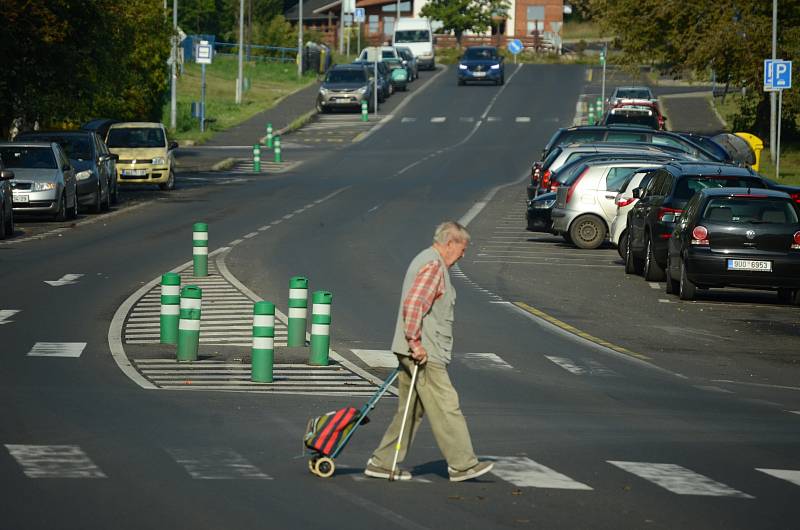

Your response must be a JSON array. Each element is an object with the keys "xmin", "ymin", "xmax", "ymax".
[
  {"xmin": 0, "ymin": 146, "xmax": 57, "ymax": 169},
  {"xmin": 558, "ymin": 130, "xmax": 605, "ymax": 146},
  {"xmin": 107, "ymin": 127, "xmax": 166, "ymax": 148},
  {"xmin": 605, "ymin": 113, "xmax": 658, "ymax": 129},
  {"xmin": 605, "ymin": 131, "xmax": 649, "ymax": 143},
  {"xmin": 616, "ymin": 89, "xmax": 651, "ymax": 99},
  {"xmin": 674, "ymin": 176, "xmax": 766, "ymax": 203},
  {"xmin": 702, "ymin": 197, "xmax": 800, "ymax": 224},
  {"xmin": 605, "ymin": 167, "xmax": 640, "ymax": 192},
  {"xmin": 326, "ymin": 69, "xmax": 367, "ymax": 83},
  {"xmin": 18, "ymin": 134, "xmax": 91, "ymax": 160}
]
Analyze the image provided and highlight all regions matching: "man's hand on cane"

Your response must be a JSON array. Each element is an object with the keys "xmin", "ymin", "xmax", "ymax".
[{"xmin": 411, "ymin": 345, "xmax": 428, "ymax": 365}]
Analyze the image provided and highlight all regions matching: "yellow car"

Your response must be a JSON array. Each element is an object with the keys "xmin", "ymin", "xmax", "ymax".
[{"xmin": 105, "ymin": 122, "xmax": 177, "ymax": 190}]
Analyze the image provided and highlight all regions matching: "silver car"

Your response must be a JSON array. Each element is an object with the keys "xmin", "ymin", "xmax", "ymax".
[
  {"xmin": 0, "ymin": 142, "xmax": 79, "ymax": 220},
  {"xmin": 551, "ymin": 160, "xmax": 664, "ymax": 249},
  {"xmin": 609, "ymin": 170, "xmax": 654, "ymax": 258}
]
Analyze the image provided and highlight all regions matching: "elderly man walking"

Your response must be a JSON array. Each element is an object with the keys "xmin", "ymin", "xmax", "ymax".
[{"xmin": 365, "ymin": 221, "xmax": 494, "ymax": 482}]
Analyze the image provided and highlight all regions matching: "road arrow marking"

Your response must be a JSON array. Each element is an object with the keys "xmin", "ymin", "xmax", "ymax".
[
  {"xmin": 44, "ymin": 274, "xmax": 83, "ymax": 287},
  {"xmin": 0, "ymin": 310, "xmax": 20, "ymax": 325}
]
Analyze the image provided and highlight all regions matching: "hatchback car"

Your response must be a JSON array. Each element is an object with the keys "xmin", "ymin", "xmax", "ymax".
[
  {"xmin": 16, "ymin": 130, "xmax": 118, "ymax": 211},
  {"xmin": 106, "ymin": 122, "xmax": 177, "ymax": 190},
  {"xmin": 353, "ymin": 61, "xmax": 392, "ymax": 101},
  {"xmin": 625, "ymin": 162, "xmax": 769, "ymax": 281},
  {"xmin": 458, "ymin": 46, "xmax": 504, "ymax": 85},
  {"xmin": 0, "ymin": 142, "xmax": 79, "ymax": 220},
  {"xmin": 317, "ymin": 64, "xmax": 375, "ymax": 113},
  {"xmin": 609, "ymin": 86, "xmax": 655, "ymax": 106},
  {"xmin": 601, "ymin": 105, "xmax": 661, "ymax": 129},
  {"xmin": 395, "ymin": 46, "xmax": 418, "ymax": 81},
  {"xmin": 526, "ymin": 191, "xmax": 557, "ymax": 233},
  {"xmin": 383, "ymin": 57, "xmax": 409, "ymax": 91},
  {"xmin": 0, "ymin": 159, "xmax": 14, "ymax": 239},
  {"xmin": 665, "ymin": 188, "xmax": 800, "ymax": 304},
  {"xmin": 609, "ymin": 170, "xmax": 654, "ymax": 258}
]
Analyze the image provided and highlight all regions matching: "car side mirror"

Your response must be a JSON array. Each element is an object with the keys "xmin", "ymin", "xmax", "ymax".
[
  {"xmin": 0, "ymin": 169, "xmax": 14, "ymax": 180},
  {"xmin": 169, "ymin": 141, "xmax": 178, "ymax": 150}
]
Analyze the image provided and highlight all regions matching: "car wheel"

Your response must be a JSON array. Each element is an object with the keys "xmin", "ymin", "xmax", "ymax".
[
  {"xmin": 643, "ymin": 235, "xmax": 665, "ymax": 281},
  {"xmin": 91, "ymin": 183, "xmax": 103, "ymax": 213},
  {"xmin": 679, "ymin": 259, "xmax": 696, "ymax": 301},
  {"xmin": 617, "ymin": 230, "xmax": 628, "ymax": 260},
  {"xmin": 159, "ymin": 170, "xmax": 175, "ymax": 191},
  {"xmin": 665, "ymin": 253, "xmax": 680, "ymax": 294},
  {"xmin": 624, "ymin": 232, "xmax": 643, "ymax": 275},
  {"xmin": 569, "ymin": 215, "xmax": 606, "ymax": 249},
  {"xmin": 54, "ymin": 193, "xmax": 67, "ymax": 222},
  {"xmin": 777, "ymin": 288, "xmax": 794, "ymax": 304},
  {"xmin": 67, "ymin": 185, "xmax": 79, "ymax": 219}
]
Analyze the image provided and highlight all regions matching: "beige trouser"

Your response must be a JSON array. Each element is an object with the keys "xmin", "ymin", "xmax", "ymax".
[{"xmin": 370, "ymin": 354, "xmax": 478, "ymax": 472}]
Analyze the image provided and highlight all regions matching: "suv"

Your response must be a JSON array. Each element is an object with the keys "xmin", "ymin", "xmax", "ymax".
[
  {"xmin": 609, "ymin": 86, "xmax": 655, "ymax": 106},
  {"xmin": 317, "ymin": 64, "xmax": 375, "ymax": 113},
  {"xmin": 624, "ymin": 162, "xmax": 769, "ymax": 281},
  {"xmin": 105, "ymin": 122, "xmax": 178, "ymax": 190}
]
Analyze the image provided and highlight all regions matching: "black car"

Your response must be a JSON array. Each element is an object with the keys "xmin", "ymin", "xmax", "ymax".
[
  {"xmin": 353, "ymin": 61, "xmax": 392, "ymax": 101},
  {"xmin": 665, "ymin": 188, "xmax": 800, "ymax": 304},
  {"xmin": 625, "ymin": 162, "xmax": 769, "ymax": 281},
  {"xmin": 457, "ymin": 46, "xmax": 504, "ymax": 86},
  {"xmin": 526, "ymin": 192, "xmax": 556, "ymax": 232},
  {"xmin": 541, "ymin": 125, "xmax": 725, "ymax": 164},
  {"xmin": 0, "ymin": 158, "xmax": 14, "ymax": 239},
  {"xmin": 15, "ymin": 130, "xmax": 118, "ymax": 210}
]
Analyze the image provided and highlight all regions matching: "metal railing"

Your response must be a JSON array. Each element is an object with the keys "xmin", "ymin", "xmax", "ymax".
[{"xmin": 214, "ymin": 41, "xmax": 299, "ymax": 64}]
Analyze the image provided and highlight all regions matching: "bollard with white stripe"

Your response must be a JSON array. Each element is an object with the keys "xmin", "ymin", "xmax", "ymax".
[
  {"xmin": 177, "ymin": 285, "xmax": 202, "ymax": 362},
  {"xmin": 193, "ymin": 222, "xmax": 208, "ymax": 277},
  {"xmin": 159, "ymin": 272, "xmax": 181, "ymax": 344},
  {"xmin": 361, "ymin": 100, "xmax": 368, "ymax": 122},
  {"xmin": 274, "ymin": 136, "xmax": 282, "ymax": 163},
  {"xmin": 253, "ymin": 144, "xmax": 261, "ymax": 173},
  {"xmin": 309, "ymin": 291, "xmax": 332, "ymax": 366},
  {"xmin": 287, "ymin": 276, "xmax": 308, "ymax": 347},
  {"xmin": 266, "ymin": 123, "xmax": 273, "ymax": 148},
  {"xmin": 251, "ymin": 301, "xmax": 275, "ymax": 383}
]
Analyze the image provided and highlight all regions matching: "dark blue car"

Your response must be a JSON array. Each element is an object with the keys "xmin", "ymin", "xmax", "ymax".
[{"xmin": 457, "ymin": 46, "xmax": 504, "ymax": 86}]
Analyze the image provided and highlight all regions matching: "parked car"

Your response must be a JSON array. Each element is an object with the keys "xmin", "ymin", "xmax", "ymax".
[
  {"xmin": 458, "ymin": 46, "xmax": 504, "ymax": 85},
  {"xmin": 15, "ymin": 130, "xmax": 118, "ymax": 211},
  {"xmin": 0, "ymin": 142, "xmax": 79, "ymax": 220},
  {"xmin": 357, "ymin": 45, "xmax": 401, "ymax": 62},
  {"xmin": 676, "ymin": 133, "xmax": 734, "ymax": 165},
  {"xmin": 105, "ymin": 122, "xmax": 177, "ymax": 191},
  {"xmin": 540, "ymin": 125, "xmax": 726, "ymax": 164},
  {"xmin": 625, "ymin": 162, "xmax": 770, "ymax": 281},
  {"xmin": 601, "ymin": 105, "xmax": 661, "ymax": 129},
  {"xmin": 526, "ymin": 191, "xmax": 557, "ymax": 233},
  {"xmin": 610, "ymin": 170, "xmax": 655, "ymax": 258},
  {"xmin": 0, "ymin": 158, "xmax": 14, "ymax": 239},
  {"xmin": 383, "ymin": 57, "xmax": 409, "ymax": 91},
  {"xmin": 665, "ymin": 187, "xmax": 800, "ymax": 304},
  {"xmin": 395, "ymin": 46, "xmax": 419, "ymax": 81},
  {"xmin": 393, "ymin": 18, "xmax": 435, "ymax": 70},
  {"xmin": 81, "ymin": 118, "xmax": 119, "ymax": 142},
  {"xmin": 609, "ymin": 86, "xmax": 656, "ymax": 107},
  {"xmin": 317, "ymin": 64, "xmax": 375, "ymax": 113},
  {"xmin": 353, "ymin": 61, "xmax": 393, "ymax": 101},
  {"xmin": 551, "ymin": 160, "xmax": 667, "ymax": 248}
]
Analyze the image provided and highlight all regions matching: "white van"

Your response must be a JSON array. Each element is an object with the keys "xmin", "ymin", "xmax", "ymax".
[{"xmin": 393, "ymin": 18, "xmax": 435, "ymax": 70}]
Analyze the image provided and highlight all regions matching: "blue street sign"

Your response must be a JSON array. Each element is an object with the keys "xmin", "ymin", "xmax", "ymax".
[
  {"xmin": 354, "ymin": 7, "xmax": 365, "ymax": 22},
  {"xmin": 508, "ymin": 39, "xmax": 523, "ymax": 55},
  {"xmin": 764, "ymin": 59, "xmax": 774, "ymax": 90},
  {"xmin": 765, "ymin": 59, "xmax": 792, "ymax": 91}
]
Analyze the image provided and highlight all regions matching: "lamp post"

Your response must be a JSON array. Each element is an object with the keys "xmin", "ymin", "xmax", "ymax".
[
  {"xmin": 297, "ymin": 0, "xmax": 303, "ymax": 78},
  {"xmin": 236, "ymin": 0, "xmax": 244, "ymax": 104},
  {"xmin": 769, "ymin": 0, "xmax": 777, "ymax": 162},
  {"xmin": 170, "ymin": 0, "xmax": 177, "ymax": 130}
]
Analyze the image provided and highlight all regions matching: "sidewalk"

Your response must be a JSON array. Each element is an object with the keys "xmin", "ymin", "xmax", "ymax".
[
  {"xmin": 659, "ymin": 92, "xmax": 726, "ymax": 135},
  {"xmin": 174, "ymin": 80, "xmax": 321, "ymax": 172}
]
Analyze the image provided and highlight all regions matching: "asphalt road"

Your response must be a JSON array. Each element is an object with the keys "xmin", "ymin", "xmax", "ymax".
[{"xmin": 1, "ymin": 64, "xmax": 798, "ymax": 529}]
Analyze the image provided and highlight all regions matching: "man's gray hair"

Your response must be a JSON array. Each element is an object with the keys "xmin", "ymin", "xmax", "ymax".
[{"xmin": 433, "ymin": 221, "xmax": 471, "ymax": 245}]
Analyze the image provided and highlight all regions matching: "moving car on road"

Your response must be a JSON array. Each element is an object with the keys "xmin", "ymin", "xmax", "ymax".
[
  {"xmin": 317, "ymin": 64, "xmax": 375, "ymax": 113},
  {"xmin": 457, "ymin": 46, "xmax": 504, "ymax": 86},
  {"xmin": 106, "ymin": 122, "xmax": 177, "ymax": 191},
  {"xmin": 664, "ymin": 188, "xmax": 800, "ymax": 304},
  {"xmin": 0, "ymin": 159, "xmax": 14, "ymax": 239},
  {"xmin": 0, "ymin": 142, "xmax": 79, "ymax": 221}
]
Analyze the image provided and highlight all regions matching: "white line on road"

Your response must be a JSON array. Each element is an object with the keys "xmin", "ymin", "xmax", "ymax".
[
  {"xmin": 44, "ymin": 273, "xmax": 83, "ymax": 287},
  {"xmin": 26, "ymin": 342, "xmax": 87, "ymax": 358},
  {"xmin": 243, "ymin": 232, "xmax": 258, "ymax": 239},
  {"xmin": 648, "ymin": 282, "xmax": 660, "ymax": 289},
  {"xmin": 756, "ymin": 468, "xmax": 800, "ymax": 487},
  {"xmin": 431, "ymin": 117, "xmax": 446, "ymax": 123},
  {"xmin": 461, "ymin": 352, "xmax": 513, "ymax": 370},
  {"xmin": 607, "ymin": 461, "xmax": 753, "ymax": 498},
  {"xmin": 167, "ymin": 448, "xmax": 272, "ymax": 480},
  {"xmin": 515, "ymin": 116, "xmax": 531, "ymax": 122},
  {"xmin": 0, "ymin": 309, "xmax": 20, "ymax": 325},
  {"xmin": 351, "ymin": 349, "xmax": 398, "ymax": 368},
  {"xmin": 487, "ymin": 456, "xmax": 593, "ymax": 490},
  {"xmin": 400, "ymin": 117, "xmax": 416, "ymax": 123},
  {"xmin": 5, "ymin": 444, "xmax": 106, "ymax": 478},
  {"xmin": 545, "ymin": 355, "xmax": 586, "ymax": 375}
]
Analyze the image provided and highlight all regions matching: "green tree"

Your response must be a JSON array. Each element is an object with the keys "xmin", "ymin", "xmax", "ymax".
[{"xmin": 420, "ymin": 0, "xmax": 510, "ymax": 47}]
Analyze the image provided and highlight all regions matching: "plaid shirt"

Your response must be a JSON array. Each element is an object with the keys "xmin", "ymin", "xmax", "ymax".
[{"xmin": 402, "ymin": 259, "xmax": 445, "ymax": 353}]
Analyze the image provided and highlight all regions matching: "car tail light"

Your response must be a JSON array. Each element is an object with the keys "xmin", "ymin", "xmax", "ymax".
[
  {"xmin": 615, "ymin": 196, "xmax": 636, "ymax": 208},
  {"xmin": 566, "ymin": 167, "xmax": 590, "ymax": 204},
  {"xmin": 792, "ymin": 231, "xmax": 800, "ymax": 249},
  {"xmin": 550, "ymin": 183, "xmax": 559, "ymax": 192},
  {"xmin": 531, "ymin": 164, "xmax": 541, "ymax": 185},
  {"xmin": 658, "ymin": 207, "xmax": 683, "ymax": 222},
  {"xmin": 692, "ymin": 225, "xmax": 709, "ymax": 246},
  {"xmin": 790, "ymin": 192, "xmax": 800, "ymax": 205},
  {"xmin": 541, "ymin": 169, "xmax": 551, "ymax": 189}
]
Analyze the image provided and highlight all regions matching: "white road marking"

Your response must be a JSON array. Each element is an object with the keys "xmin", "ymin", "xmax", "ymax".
[
  {"xmin": 461, "ymin": 352, "xmax": 513, "ymax": 370},
  {"xmin": 5, "ymin": 444, "xmax": 106, "ymax": 478},
  {"xmin": 44, "ymin": 273, "xmax": 83, "ymax": 287},
  {"xmin": 459, "ymin": 117, "xmax": 475, "ymax": 122},
  {"xmin": 229, "ymin": 239, "xmax": 243, "ymax": 245},
  {"xmin": 26, "ymin": 342, "xmax": 87, "ymax": 358},
  {"xmin": 608, "ymin": 461, "xmax": 753, "ymax": 498},
  {"xmin": 167, "ymin": 448, "xmax": 272, "ymax": 480},
  {"xmin": 0, "ymin": 309, "xmax": 20, "ymax": 325},
  {"xmin": 368, "ymin": 205, "xmax": 380, "ymax": 213},
  {"xmin": 352, "ymin": 475, "xmax": 432, "ymax": 484},
  {"xmin": 648, "ymin": 282, "xmax": 660, "ymax": 289},
  {"xmin": 486, "ymin": 456, "xmax": 592, "ymax": 490},
  {"xmin": 545, "ymin": 355, "xmax": 586, "ymax": 375},
  {"xmin": 756, "ymin": 468, "xmax": 800, "ymax": 487},
  {"xmin": 401, "ymin": 117, "xmax": 416, "ymax": 123},
  {"xmin": 712, "ymin": 380, "xmax": 800, "ymax": 392},
  {"xmin": 243, "ymin": 232, "xmax": 258, "ymax": 239},
  {"xmin": 693, "ymin": 385, "xmax": 734, "ymax": 394},
  {"xmin": 658, "ymin": 299, "xmax": 672, "ymax": 303},
  {"xmin": 586, "ymin": 359, "xmax": 620, "ymax": 377},
  {"xmin": 515, "ymin": 117, "xmax": 531, "ymax": 122},
  {"xmin": 431, "ymin": 117, "xmax": 446, "ymax": 123},
  {"xmin": 789, "ymin": 411, "xmax": 800, "ymax": 415},
  {"xmin": 351, "ymin": 349, "xmax": 398, "ymax": 368},
  {"xmin": 486, "ymin": 116, "xmax": 501, "ymax": 122}
]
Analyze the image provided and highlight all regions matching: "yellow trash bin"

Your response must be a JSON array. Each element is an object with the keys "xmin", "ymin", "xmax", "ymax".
[{"xmin": 735, "ymin": 132, "xmax": 764, "ymax": 172}]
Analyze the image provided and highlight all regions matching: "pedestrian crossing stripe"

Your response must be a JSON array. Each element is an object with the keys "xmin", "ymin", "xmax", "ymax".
[
  {"xmin": 5, "ymin": 444, "xmax": 106, "ymax": 478},
  {"xmin": 231, "ymin": 160, "xmax": 300, "ymax": 174},
  {"xmin": 26, "ymin": 342, "xmax": 87, "ymax": 358},
  {"xmin": 545, "ymin": 355, "xmax": 619, "ymax": 377},
  {"xmin": 166, "ymin": 448, "xmax": 272, "ymax": 480},
  {"xmin": 461, "ymin": 352, "xmax": 513, "ymax": 370},
  {"xmin": 350, "ymin": 349, "xmax": 513, "ymax": 371},
  {"xmin": 756, "ymin": 468, "xmax": 800, "ymax": 487},
  {"xmin": 608, "ymin": 461, "xmax": 754, "ymax": 498},
  {"xmin": 486, "ymin": 456, "xmax": 593, "ymax": 490}
]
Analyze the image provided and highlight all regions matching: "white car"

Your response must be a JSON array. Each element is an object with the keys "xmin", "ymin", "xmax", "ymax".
[
  {"xmin": 608, "ymin": 86, "xmax": 656, "ymax": 107},
  {"xmin": 609, "ymin": 170, "xmax": 655, "ymax": 258},
  {"xmin": 393, "ymin": 18, "xmax": 435, "ymax": 70},
  {"xmin": 551, "ymin": 160, "xmax": 663, "ymax": 249},
  {"xmin": 357, "ymin": 46, "xmax": 400, "ymax": 62}
]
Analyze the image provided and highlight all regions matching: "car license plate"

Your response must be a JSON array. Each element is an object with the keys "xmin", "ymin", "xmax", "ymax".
[
  {"xmin": 473, "ymin": 71, "xmax": 486, "ymax": 77},
  {"xmin": 13, "ymin": 193, "xmax": 29, "ymax": 203},
  {"xmin": 727, "ymin": 259, "xmax": 772, "ymax": 272},
  {"xmin": 122, "ymin": 169, "xmax": 146, "ymax": 176}
]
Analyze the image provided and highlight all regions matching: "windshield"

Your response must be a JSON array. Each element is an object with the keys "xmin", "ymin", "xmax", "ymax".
[
  {"xmin": 702, "ymin": 197, "xmax": 799, "ymax": 224},
  {"xmin": 326, "ymin": 69, "xmax": 367, "ymax": 83},
  {"xmin": 674, "ymin": 176, "xmax": 766, "ymax": 203},
  {"xmin": 394, "ymin": 30, "xmax": 430, "ymax": 43},
  {"xmin": 463, "ymin": 48, "xmax": 498, "ymax": 60},
  {"xmin": 616, "ymin": 89, "xmax": 651, "ymax": 99},
  {"xmin": 382, "ymin": 50, "xmax": 396, "ymax": 59},
  {"xmin": 19, "ymin": 135, "xmax": 92, "ymax": 160},
  {"xmin": 106, "ymin": 127, "xmax": 166, "ymax": 148},
  {"xmin": 0, "ymin": 146, "xmax": 57, "ymax": 169}
]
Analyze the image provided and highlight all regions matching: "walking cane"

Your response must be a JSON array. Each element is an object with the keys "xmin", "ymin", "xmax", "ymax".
[{"xmin": 389, "ymin": 363, "xmax": 419, "ymax": 481}]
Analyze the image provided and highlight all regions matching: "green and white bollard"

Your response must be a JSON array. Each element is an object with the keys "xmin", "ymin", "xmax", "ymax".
[
  {"xmin": 287, "ymin": 276, "xmax": 308, "ymax": 347},
  {"xmin": 309, "ymin": 291, "xmax": 332, "ymax": 366},
  {"xmin": 588, "ymin": 104, "xmax": 596, "ymax": 125},
  {"xmin": 251, "ymin": 301, "xmax": 275, "ymax": 383},
  {"xmin": 177, "ymin": 285, "xmax": 202, "ymax": 362},
  {"xmin": 361, "ymin": 100, "xmax": 368, "ymax": 122},
  {"xmin": 596, "ymin": 96, "xmax": 603, "ymax": 113},
  {"xmin": 193, "ymin": 222, "xmax": 208, "ymax": 277},
  {"xmin": 274, "ymin": 136, "xmax": 282, "ymax": 163},
  {"xmin": 253, "ymin": 144, "xmax": 261, "ymax": 173},
  {"xmin": 266, "ymin": 122, "xmax": 273, "ymax": 148},
  {"xmin": 160, "ymin": 272, "xmax": 181, "ymax": 344}
]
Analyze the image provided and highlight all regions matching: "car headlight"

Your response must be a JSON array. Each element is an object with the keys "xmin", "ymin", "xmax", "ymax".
[
  {"xmin": 319, "ymin": 87, "xmax": 329, "ymax": 95},
  {"xmin": 152, "ymin": 157, "xmax": 166, "ymax": 165},
  {"xmin": 458, "ymin": 64, "xmax": 468, "ymax": 70},
  {"xmin": 32, "ymin": 182, "xmax": 57, "ymax": 191},
  {"xmin": 532, "ymin": 199, "xmax": 556, "ymax": 209},
  {"xmin": 356, "ymin": 86, "xmax": 368, "ymax": 94},
  {"xmin": 490, "ymin": 64, "xmax": 500, "ymax": 70},
  {"xmin": 76, "ymin": 170, "xmax": 93, "ymax": 181}
]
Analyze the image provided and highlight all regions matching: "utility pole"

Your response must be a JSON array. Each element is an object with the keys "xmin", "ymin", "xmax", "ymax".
[
  {"xmin": 339, "ymin": 4, "xmax": 345, "ymax": 54},
  {"xmin": 237, "ymin": 0, "xmax": 244, "ymax": 104},
  {"xmin": 298, "ymin": 0, "xmax": 304, "ymax": 78},
  {"xmin": 170, "ymin": 0, "xmax": 177, "ymax": 130},
  {"xmin": 769, "ymin": 0, "xmax": 777, "ymax": 162}
]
